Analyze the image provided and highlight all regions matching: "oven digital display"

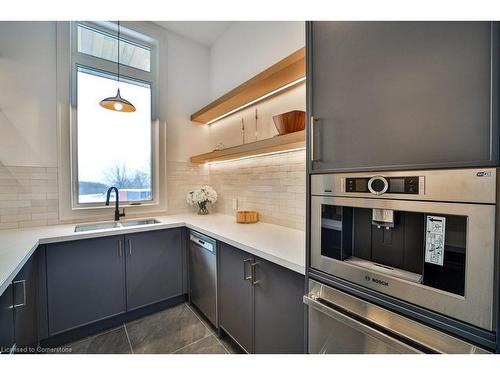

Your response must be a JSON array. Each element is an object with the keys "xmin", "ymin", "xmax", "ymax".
[
  {"xmin": 346, "ymin": 176, "xmax": 418, "ymax": 194},
  {"xmin": 389, "ymin": 178, "xmax": 405, "ymax": 193},
  {"xmin": 356, "ymin": 179, "xmax": 368, "ymax": 192}
]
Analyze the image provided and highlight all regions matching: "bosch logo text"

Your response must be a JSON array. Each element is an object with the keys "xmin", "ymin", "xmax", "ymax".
[{"xmin": 365, "ymin": 276, "xmax": 389, "ymax": 287}]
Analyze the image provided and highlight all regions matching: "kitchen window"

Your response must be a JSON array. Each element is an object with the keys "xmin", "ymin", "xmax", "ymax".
[{"xmin": 69, "ymin": 22, "xmax": 159, "ymax": 208}]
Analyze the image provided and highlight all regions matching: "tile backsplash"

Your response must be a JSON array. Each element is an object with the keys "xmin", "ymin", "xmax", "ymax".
[
  {"xmin": 167, "ymin": 161, "xmax": 210, "ymax": 214},
  {"xmin": 0, "ymin": 149, "xmax": 306, "ymax": 231},
  {"xmin": 0, "ymin": 165, "xmax": 59, "ymax": 230},
  {"xmin": 209, "ymin": 149, "xmax": 306, "ymax": 230}
]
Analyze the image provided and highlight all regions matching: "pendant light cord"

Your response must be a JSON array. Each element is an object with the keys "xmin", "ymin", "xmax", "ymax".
[{"xmin": 117, "ymin": 21, "xmax": 120, "ymax": 88}]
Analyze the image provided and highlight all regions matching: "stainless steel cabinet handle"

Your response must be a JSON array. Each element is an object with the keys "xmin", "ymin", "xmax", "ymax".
[
  {"xmin": 13, "ymin": 280, "xmax": 26, "ymax": 308},
  {"xmin": 251, "ymin": 262, "xmax": 260, "ymax": 285},
  {"xmin": 128, "ymin": 239, "xmax": 132, "ymax": 256},
  {"xmin": 310, "ymin": 116, "xmax": 320, "ymax": 162},
  {"xmin": 118, "ymin": 239, "xmax": 122, "ymax": 257},
  {"xmin": 243, "ymin": 258, "xmax": 252, "ymax": 282}
]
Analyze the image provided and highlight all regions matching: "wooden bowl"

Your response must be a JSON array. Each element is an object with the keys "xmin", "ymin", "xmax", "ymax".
[
  {"xmin": 236, "ymin": 211, "xmax": 259, "ymax": 224},
  {"xmin": 272, "ymin": 110, "xmax": 306, "ymax": 135}
]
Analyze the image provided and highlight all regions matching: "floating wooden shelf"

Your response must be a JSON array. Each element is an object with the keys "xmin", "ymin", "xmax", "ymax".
[
  {"xmin": 190, "ymin": 130, "xmax": 305, "ymax": 163},
  {"xmin": 191, "ymin": 47, "xmax": 306, "ymax": 125}
]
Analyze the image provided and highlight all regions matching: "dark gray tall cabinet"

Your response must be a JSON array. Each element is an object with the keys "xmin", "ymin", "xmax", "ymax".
[
  {"xmin": 308, "ymin": 22, "xmax": 499, "ymax": 172},
  {"xmin": 218, "ymin": 243, "xmax": 305, "ymax": 354}
]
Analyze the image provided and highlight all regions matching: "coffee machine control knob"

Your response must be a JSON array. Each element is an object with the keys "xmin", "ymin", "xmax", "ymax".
[{"xmin": 368, "ymin": 176, "xmax": 389, "ymax": 195}]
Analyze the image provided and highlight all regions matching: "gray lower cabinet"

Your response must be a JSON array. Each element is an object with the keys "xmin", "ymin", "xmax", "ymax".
[
  {"xmin": 45, "ymin": 229, "xmax": 185, "ymax": 336},
  {"xmin": 13, "ymin": 252, "xmax": 39, "ymax": 349},
  {"xmin": 253, "ymin": 257, "xmax": 305, "ymax": 354},
  {"xmin": 218, "ymin": 243, "xmax": 305, "ymax": 353},
  {"xmin": 308, "ymin": 21, "xmax": 498, "ymax": 172},
  {"xmin": 46, "ymin": 236, "xmax": 126, "ymax": 335},
  {"xmin": 0, "ymin": 285, "xmax": 14, "ymax": 353},
  {"xmin": 125, "ymin": 229, "xmax": 183, "ymax": 310},
  {"xmin": 0, "ymin": 252, "xmax": 39, "ymax": 353},
  {"xmin": 218, "ymin": 243, "xmax": 253, "ymax": 352}
]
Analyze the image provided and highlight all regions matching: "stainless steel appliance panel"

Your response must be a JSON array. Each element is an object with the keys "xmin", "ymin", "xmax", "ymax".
[
  {"xmin": 189, "ymin": 231, "xmax": 217, "ymax": 327},
  {"xmin": 311, "ymin": 195, "xmax": 495, "ymax": 330},
  {"xmin": 305, "ymin": 279, "xmax": 490, "ymax": 354},
  {"xmin": 310, "ymin": 168, "xmax": 497, "ymax": 331},
  {"xmin": 311, "ymin": 168, "xmax": 496, "ymax": 204}
]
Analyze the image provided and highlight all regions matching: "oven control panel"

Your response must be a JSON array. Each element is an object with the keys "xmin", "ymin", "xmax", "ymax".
[{"xmin": 345, "ymin": 176, "xmax": 419, "ymax": 195}]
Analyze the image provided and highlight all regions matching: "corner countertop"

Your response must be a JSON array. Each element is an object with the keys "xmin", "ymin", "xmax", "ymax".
[{"xmin": 0, "ymin": 213, "xmax": 306, "ymax": 296}]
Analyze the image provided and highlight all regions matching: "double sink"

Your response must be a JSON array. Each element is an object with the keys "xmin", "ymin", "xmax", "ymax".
[{"xmin": 75, "ymin": 219, "xmax": 160, "ymax": 232}]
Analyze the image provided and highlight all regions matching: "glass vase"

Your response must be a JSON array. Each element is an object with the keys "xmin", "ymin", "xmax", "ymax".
[{"xmin": 197, "ymin": 201, "xmax": 209, "ymax": 215}]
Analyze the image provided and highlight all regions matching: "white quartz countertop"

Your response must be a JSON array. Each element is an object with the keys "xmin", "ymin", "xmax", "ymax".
[{"xmin": 0, "ymin": 213, "xmax": 306, "ymax": 296}]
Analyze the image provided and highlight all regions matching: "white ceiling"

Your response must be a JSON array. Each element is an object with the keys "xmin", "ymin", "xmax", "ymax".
[{"xmin": 153, "ymin": 21, "xmax": 233, "ymax": 46}]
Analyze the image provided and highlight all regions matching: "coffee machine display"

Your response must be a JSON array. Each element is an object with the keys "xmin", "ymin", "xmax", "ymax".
[{"xmin": 310, "ymin": 168, "xmax": 497, "ymax": 331}]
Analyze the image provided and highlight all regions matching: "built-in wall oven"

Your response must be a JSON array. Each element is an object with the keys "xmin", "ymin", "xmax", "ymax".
[
  {"xmin": 310, "ymin": 168, "xmax": 497, "ymax": 332},
  {"xmin": 304, "ymin": 279, "xmax": 489, "ymax": 353}
]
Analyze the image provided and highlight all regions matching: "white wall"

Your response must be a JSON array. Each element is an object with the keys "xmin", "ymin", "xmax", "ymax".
[
  {"xmin": 163, "ymin": 30, "xmax": 212, "ymax": 161},
  {"xmin": 0, "ymin": 21, "xmax": 305, "ymax": 166},
  {"xmin": 207, "ymin": 21, "xmax": 306, "ymax": 152},
  {"xmin": 0, "ymin": 21, "xmax": 211, "ymax": 169},
  {"xmin": 0, "ymin": 22, "xmax": 58, "ymax": 167},
  {"xmin": 209, "ymin": 21, "xmax": 305, "ymax": 99}
]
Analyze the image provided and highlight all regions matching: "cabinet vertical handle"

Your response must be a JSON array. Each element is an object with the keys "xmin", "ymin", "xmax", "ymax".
[
  {"xmin": 310, "ymin": 116, "xmax": 320, "ymax": 162},
  {"xmin": 118, "ymin": 239, "xmax": 122, "ymax": 257},
  {"xmin": 243, "ymin": 258, "xmax": 252, "ymax": 282},
  {"xmin": 251, "ymin": 262, "xmax": 260, "ymax": 285},
  {"xmin": 13, "ymin": 280, "xmax": 26, "ymax": 308},
  {"xmin": 128, "ymin": 239, "xmax": 132, "ymax": 256}
]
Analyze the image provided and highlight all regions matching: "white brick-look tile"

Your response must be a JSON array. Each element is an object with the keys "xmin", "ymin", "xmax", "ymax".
[
  {"xmin": 208, "ymin": 149, "xmax": 306, "ymax": 230},
  {"xmin": 0, "ymin": 149, "xmax": 306, "ymax": 231},
  {"xmin": 0, "ymin": 165, "xmax": 60, "ymax": 229},
  {"xmin": 167, "ymin": 161, "xmax": 210, "ymax": 214}
]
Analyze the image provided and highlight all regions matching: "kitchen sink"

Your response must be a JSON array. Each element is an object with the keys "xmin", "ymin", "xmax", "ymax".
[
  {"xmin": 120, "ymin": 219, "xmax": 160, "ymax": 227},
  {"xmin": 74, "ymin": 219, "xmax": 160, "ymax": 232}
]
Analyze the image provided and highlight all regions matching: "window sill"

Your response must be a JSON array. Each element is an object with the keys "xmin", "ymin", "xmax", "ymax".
[{"xmin": 72, "ymin": 201, "xmax": 158, "ymax": 211}]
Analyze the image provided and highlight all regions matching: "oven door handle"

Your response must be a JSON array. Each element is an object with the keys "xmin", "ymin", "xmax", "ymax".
[{"xmin": 304, "ymin": 294, "xmax": 423, "ymax": 354}]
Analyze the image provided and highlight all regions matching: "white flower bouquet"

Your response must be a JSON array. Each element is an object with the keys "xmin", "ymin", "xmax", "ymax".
[{"xmin": 186, "ymin": 185, "xmax": 218, "ymax": 215}]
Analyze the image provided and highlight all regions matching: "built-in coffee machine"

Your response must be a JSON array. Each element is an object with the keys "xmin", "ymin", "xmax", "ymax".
[{"xmin": 309, "ymin": 168, "xmax": 497, "ymax": 332}]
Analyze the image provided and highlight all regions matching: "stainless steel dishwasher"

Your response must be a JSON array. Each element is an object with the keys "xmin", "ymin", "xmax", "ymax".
[{"xmin": 189, "ymin": 230, "xmax": 217, "ymax": 327}]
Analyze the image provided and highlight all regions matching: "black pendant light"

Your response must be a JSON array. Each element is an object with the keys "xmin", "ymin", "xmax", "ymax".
[{"xmin": 99, "ymin": 21, "xmax": 136, "ymax": 113}]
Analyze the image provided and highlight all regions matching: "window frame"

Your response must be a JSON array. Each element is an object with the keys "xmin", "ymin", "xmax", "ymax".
[{"xmin": 69, "ymin": 21, "xmax": 160, "ymax": 210}]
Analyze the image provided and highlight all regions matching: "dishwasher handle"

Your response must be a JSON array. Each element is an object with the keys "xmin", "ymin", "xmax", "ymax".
[{"xmin": 190, "ymin": 233, "xmax": 215, "ymax": 253}]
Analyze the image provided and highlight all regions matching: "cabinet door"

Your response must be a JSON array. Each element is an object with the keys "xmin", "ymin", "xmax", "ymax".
[
  {"xmin": 125, "ymin": 229, "xmax": 183, "ymax": 310},
  {"xmin": 309, "ymin": 21, "xmax": 497, "ymax": 172},
  {"xmin": 13, "ymin": 252, "xmax": 38, "ymax": 349},
  {"xmin": 0, "ymin": 285, "xmax": 14, "ymax": 353},
  {"xmin": 218, "ymin": 243, "xmax": 253, "ymax": 353},
  {"xmin": 253, "ymin": 258, "xmax": 305, "ymax": 353},
  {"xmin": 46, "ymin": 236, "xmax": 126, "ymax": 335}
]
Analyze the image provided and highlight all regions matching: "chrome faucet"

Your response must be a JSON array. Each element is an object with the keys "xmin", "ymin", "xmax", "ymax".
[{"xmin": 105, "ymin": 186, "xmax": 125, "ymax": 221}]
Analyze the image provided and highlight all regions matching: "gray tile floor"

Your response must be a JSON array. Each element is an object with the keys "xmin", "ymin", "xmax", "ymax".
[{"xmin": 60, "ymin": 303, "xmax": 241, "ymax": 354}]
